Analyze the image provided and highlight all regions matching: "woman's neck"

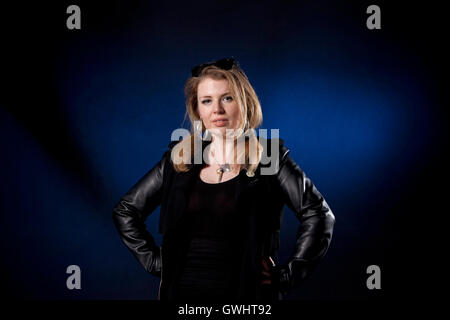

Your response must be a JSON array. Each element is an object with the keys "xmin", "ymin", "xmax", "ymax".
[{"xmin": 209, "ymin": 135, "xmax": 236, "ymax": 165}]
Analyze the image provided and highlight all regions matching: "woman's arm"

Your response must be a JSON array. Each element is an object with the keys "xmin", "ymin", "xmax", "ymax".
[
  {"xmin": 112, "ymin": 150, "xmax": 170, "ymax": 278},
  {"xmin": 273, "ymin": 142, "xmax": 336, "ymax": 294}
]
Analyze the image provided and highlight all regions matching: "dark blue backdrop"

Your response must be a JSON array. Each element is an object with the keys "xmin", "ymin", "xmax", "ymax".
[{"xmin": 1, "ymin": 0, "xmax": 447, "ymax": 301}]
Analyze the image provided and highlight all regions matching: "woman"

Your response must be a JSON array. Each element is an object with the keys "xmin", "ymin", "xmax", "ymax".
[{"xmin": 112, "ymin": 57, "xmax": 335, "ymax": 302}]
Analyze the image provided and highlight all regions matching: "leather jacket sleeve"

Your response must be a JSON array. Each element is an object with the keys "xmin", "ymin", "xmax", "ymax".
[
  {"xmin": 273, "ymin": 143, "xmax": 335, "ymax": 294},
  {"xmin": 112, "ymin": 150, "xmax": 170, "ymax": 278}
]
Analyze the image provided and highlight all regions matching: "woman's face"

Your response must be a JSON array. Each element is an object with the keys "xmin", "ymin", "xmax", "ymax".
[{"xmin": 196, "ymin": 77, "xmax": 241, "ymax": 136}]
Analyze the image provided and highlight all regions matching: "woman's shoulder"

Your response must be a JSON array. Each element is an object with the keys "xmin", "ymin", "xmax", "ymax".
[
  {"xmin": 255, "ymin": 136, "xmax": 292, "ymax": 176},
  {"xmin": 257, "ymin": 136, "xmax": 290, "ymax": 161}
]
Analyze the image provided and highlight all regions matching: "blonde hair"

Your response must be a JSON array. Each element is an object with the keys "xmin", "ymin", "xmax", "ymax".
[{"xmin": 172, "ymin": 63, "xmax": 263, "ymax": 175}]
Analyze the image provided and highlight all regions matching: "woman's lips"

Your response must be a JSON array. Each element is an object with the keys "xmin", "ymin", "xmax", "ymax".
[{"xmin": 213, "ymin": 120, "xmax": 228, "ymax": 127}]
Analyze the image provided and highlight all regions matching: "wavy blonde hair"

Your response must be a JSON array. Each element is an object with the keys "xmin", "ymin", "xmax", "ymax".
[{"xmin": 172, "ymin": 63, "xmax": 263, "ymax": 174}]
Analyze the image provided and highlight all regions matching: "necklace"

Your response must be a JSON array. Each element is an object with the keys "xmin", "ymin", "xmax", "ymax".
[{"xmin": 210, "ymin": 148, "xmax": 234, "ymax": 183}]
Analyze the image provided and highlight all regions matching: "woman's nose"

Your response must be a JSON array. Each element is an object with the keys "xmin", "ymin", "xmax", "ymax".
[{"xmin": 213, "ymin": 100, "xmax": 225, "ymax": 113}]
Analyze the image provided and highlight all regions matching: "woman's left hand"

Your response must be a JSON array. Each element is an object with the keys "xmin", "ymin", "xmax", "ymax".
[{"xmin": 261, "ymin": 256, "xmax": 275, "ymax": 285}]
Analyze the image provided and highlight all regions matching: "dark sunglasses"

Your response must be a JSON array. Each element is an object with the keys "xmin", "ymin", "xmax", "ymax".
[{"xmin": 191, "ymin": 57, "xmax": 239, "ymax": 77}]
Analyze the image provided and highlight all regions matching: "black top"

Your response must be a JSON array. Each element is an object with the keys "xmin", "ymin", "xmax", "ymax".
[
  {"xmin": 186, "ymin": 174, "xmax": 240, "ymax": 239},
  {"xmin": 170, "ymin": 173, "xmax": 241, "ymax": 302}
]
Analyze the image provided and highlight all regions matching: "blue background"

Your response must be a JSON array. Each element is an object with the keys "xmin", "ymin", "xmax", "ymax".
[{"xmin": 1, "ymin": 0, "xmax": 447, "ymax": 300}]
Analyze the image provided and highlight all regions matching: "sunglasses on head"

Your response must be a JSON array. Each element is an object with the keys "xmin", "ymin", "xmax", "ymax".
[{"xmin": 191, "ymin": 57, "xmax": 239, "ymax": 77}]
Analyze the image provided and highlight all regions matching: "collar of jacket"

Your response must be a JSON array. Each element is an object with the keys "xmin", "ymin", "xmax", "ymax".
[{"xmin": 158, "ymin": 138, "xmax": 262, "ymax": 235}]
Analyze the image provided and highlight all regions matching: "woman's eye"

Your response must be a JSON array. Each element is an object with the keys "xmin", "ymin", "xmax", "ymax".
[
  {"xmin": 201, "ymin": 99, "xmax": 211, "ymax": 104},
  {"xmin": 224, "ymin": 96, "xmax": 233, "ymax": 101}
]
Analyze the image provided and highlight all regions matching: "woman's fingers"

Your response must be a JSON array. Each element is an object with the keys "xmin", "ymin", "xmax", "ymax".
[
  {"xmin": 262, "ymin": 269, "xmax": 271, "ymax": 276},
  {"xmin": 262, "ymin": 257, "xmax": 273, "ymax": 270},
  {"xmin": 261, "ymin": 257, "xmax": 273, "ymax": 285},
  {"xmin": 261, "ymin": 258, "xmax": 269, "ymax": 270}
]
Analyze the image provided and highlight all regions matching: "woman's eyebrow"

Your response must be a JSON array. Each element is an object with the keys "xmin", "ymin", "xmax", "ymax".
[{"xmin": 199, "ymin": 92, "xmax": 231, "ymax": 99}]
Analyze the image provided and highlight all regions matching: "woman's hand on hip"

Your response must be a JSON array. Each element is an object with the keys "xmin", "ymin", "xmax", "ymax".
[{"xmin": 261, "ymin": 256, "xmax": 275, "ymax": 285}]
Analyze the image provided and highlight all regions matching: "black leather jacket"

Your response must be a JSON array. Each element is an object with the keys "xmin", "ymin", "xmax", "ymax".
[{"xmin": 112, "ymin": 137, "xmax": 335, "ymax": 300}]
